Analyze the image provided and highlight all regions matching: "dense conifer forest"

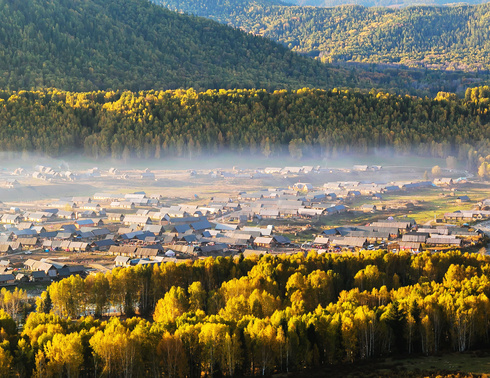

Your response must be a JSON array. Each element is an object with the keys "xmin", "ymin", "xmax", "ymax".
[
  {"xmin": 279, "ymin": 0, "xmax": 489, "ymax": 9},
  {"xmin": 156, "ymin": 0, "xmax": 490, "ymax": 71},
  {"xmin": 1, "ymin": 251, "xmax": 490, "ymax": 376},
  {"xmin": 1, "ymin": 87, "xmax": 490, "ymax": 168},
  {"xmin": 0, "ymin": 0, "xmax": 488, "ymax": 95},
  {"xmin": 0, "ymin": 0, "xmax": 344, "ymax": 92}
]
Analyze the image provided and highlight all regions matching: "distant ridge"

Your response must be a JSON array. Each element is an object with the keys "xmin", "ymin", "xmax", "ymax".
[
  {"xmin": 154, "ymin": 0, "xmax": 490, "ymax": 71},
  {"xmin": 267, "ymin": 0, "xmax": 489, "ymax": 7}
]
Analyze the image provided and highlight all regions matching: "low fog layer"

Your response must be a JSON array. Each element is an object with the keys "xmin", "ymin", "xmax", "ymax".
[
  {"xmin": 0, "ymin": 149, "xmax": 466, "ymax": 202},
  {"xmin": 0, "ymin": 148, "xmax": 452, "ymax": 172}
]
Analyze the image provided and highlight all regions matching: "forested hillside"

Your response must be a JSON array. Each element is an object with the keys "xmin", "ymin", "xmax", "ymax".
[
  {"xmin": 156, "ymin": 0, "xmax": 490, "ymax": 71},
  {"xmin": 2, "ymin": 87, "xmax": 490, "ymax": 165},
  {"xmin": 0, "ymin": 0, "xmax": 488, "ymax": 94},
  {"xmin": 284, "ymin": 0, "xmax": 490, "ymax": 8},
  {"xmin": 0, "ymin": 0, "xmax": 346, "ymax": 91},
  {"xmin": 2, "ymin": 251, "xmax": 490, "ymax": 375}
]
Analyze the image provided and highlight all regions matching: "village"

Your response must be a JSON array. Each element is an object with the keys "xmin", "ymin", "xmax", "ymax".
[{"xmin": 0, "ymin": 161, "xmax": 487, "ymax": 288}]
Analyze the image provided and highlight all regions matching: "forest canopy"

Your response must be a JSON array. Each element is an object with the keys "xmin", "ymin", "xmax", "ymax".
[
  {"xmin": 0, "ymin": 0, "xmax": 342, "ymax": 92},
  {"xmin": 1, "ymin": 87, "xmax": 490, "ymax": 170},
  {"xmin": 273, "ymin": 0, "xmax": 490, "ymax": 8},
  {"xmin": 156, "ymin": 0, "xmax": 490, "ymax": 71},
  {"xmin": 0, "ymin": 0, "xmax": 488, "ymax": 95},
  {"xmin": 2, "ymin": 250, "xmax": 490, "ymax": 376}
]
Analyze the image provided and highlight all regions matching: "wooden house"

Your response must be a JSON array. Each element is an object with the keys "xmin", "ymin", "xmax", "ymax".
[
  {"xmin": 0, "ymin": 274, "xmax": 15, "ymax": 286},
  {"xmin": 254, "ymin": 237, "xmax": 275, "ymax": 248}
]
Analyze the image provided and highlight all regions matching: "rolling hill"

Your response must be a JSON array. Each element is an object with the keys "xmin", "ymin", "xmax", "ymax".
[
  {"xmin": 156, "ymin": 0, "xmax": 490, "ymax": 71},
  {"xmin": 0, "ymin": 0, "xmax": 346, "ymax": 91},
  {"xmin": 276, "ymin": 0, "xmax": 488, "ymax": 8}
]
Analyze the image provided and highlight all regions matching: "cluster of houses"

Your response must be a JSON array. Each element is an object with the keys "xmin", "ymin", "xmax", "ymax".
[
  {"xmin": 0, "ymin": 212, "xmax": 482, "ymax": 287},
  {"xmin": 0, "ymin": 189, "xmax": 482, "ymax": 259},
  {"xmin": 323, "ymin": 180, "xmax": 439, "ymax": 197},
  {"xmin": 1, "ymin": 175, "xmax": 466, "ymax": 227},
  {"xmin": 0, "ymin": 169, "xmax": 484, "ymax": 286},
  {"xmin": 208, "ymin": 165, "xmax": 323, "ymax": 179},
  {"xmin": 0, "ymin": 258, "xmax": 86, "ymax": 286},
  {"xmin": 7, "ymin": 165, "xmax": 160, "ymax": 183},
  {"xmin": 310, "ymin": 220, "xmax": 482, "ymax": 252},
  {"xmin": 443, "ymin": 199, "xmax": 490, "ymax": 221},
  {"xmin": 1, "ymin": 185, "xmax": 348, "ymax": 231}
]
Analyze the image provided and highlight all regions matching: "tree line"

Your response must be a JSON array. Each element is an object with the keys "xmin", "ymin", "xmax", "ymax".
[
  {"xmin": 2, "ymin": 87, "xmax": 490, "ymax": 169},
  {"xmin": 0, "ymin": 250, "xmax": 490, "ymax": 376}
]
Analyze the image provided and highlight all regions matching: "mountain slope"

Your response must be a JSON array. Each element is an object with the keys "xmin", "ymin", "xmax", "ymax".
[
  {"xmin": 155, "ymin": 0, "xmax": 490, "ymax": 71},
  {"xmin": 278, "ymin": 0, "xmax": 489, "ymax": 8},
  {"xmin": 0, "ymin": 0, "xmax": 343, "ymax": 91}
]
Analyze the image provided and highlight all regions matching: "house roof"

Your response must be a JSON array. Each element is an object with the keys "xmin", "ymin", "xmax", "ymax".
[
  {"xmin": 181, "ymin": 234, "xmax": 198, "ymax": 243},
  {"xmin": 173, "ymin": 224, "xmax": 191, "ymax": 234},
  {"xmin": 91, "ymin": 228, "xmax": 111, "ymax": 237},
  {"xmin": 115, "ymin": 256, "xmax": 131, "ymax": 263},
  {"xmin": 57, "ymin": 267, "xmax": 71, "ymax": 277},
  {"xmin": 426, "ymin": 237, "xmax": 461, "ymax": 245},
  {"xmin": 2, "ymin": 214, "xmax": 20, "ymax": 222},
  {"xmin": 143, "ymin": 225, "xmax": 164, "ymax": 233},
  {"xmin": 254, "ymin": 237, "xmax": 274, "ymax": 245},
  {"xmin": 135, "ymin": 248, "xmax": 159, "ymax": 257},
  {"xmin": 68, "ymin": 265, "xmax": 85, "ymax": 273},
  {"xmin": 313, "ymin": 236, "xmax": 330, "ymax": 245},
  {"xmin": 200, "ymin": 243, "xmax": 227, "ymax": 253},
  {"xmin": 190, "ymin": 220, "xmax": 212, "ymax": 231},
  {"xmin": 0, "ymin": 245, "xmax": 12, "ymax": 253},
  {"xmin": 39, "ymin": 231, "xmax": 58, "ymax": 238},
  {"xmin": 0, "ymin": 274, "xmax": 15, "ymax": 281},
  {"xmin": 93, "ymin": 239, "xmax": 116, "ymax": 248},
  {"xmin": 331, "ymin": 237, "xmax": 367, "ymax": 248},
  {"xmin": 17, "ymin": 237, "xmax": 39, "ymax": 245},
  {"xmin": 76, "ymin": 219, "xmax": 97, "ymax": 226},
  {"xmin": 370, "ymin": 221, "xmax": 413, "ymax": 229},
  {"xmin": 273, "ymin": 235, "xmax": 291, "ymax": 244},
  {"xmin": 109, "ymin": 246, "xmax": 138, "ymax": 255},
  {"xmin": 31, "ymin": 271, "xmax": 48, "ymax": 278},
  {"xmin": 402, "ymin": 233, "xmax": 428, "ymax": 242},
  {"xmin": 62, "ymin": 224, "xmax": 78, "ymax": 232},
  {"xmin": 124, "ymin": 216, "xmax": 151, "ymax": 224},
  {"xmin": 242, "ymin": 226, "xmax": 273, "ymax": 236},
  {"xmin": 214, "ymin": 223, "xmax": 238, "ymax": 231},
  {"xmin": 13, "ymin": 229, "xmax": 37, "ymax": 236},
  {"xmin": 120, "ymin": 230, "xmax": 148, "ymax": 240}
]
